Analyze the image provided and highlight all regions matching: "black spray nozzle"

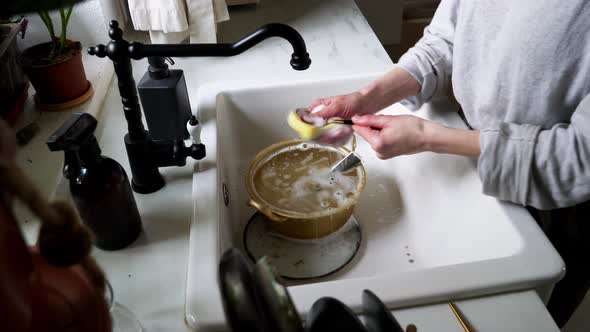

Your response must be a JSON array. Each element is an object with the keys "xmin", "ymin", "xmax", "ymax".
[
  {"xmin": 47, "ymin": 113, "xmax": 98, "ymax": 152},
  {"xmin": 47, "ymin": 113, "xmax": 100, "ymax": 179}
]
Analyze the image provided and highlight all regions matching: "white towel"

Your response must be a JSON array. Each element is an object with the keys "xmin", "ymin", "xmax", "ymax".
[
  {"xmin": 128, "ymin": 0, "xmax": 229, "ymax": 44},
  {"xmin": 99, "ymin": 0, "xmax": 131, "ymax": 30}
]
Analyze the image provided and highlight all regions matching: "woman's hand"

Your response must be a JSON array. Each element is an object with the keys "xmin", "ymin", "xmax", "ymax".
[
  {"xmin": 308, "ymin": 91, "xmax": 375, "ymax": 119},
  {"xmin": 352, "ymin": 114, "xmax": 481, "ymax": 159},
  {"xmin": 352, "ymin": 115, "xmax": 429, "ymax": 158},
  {"xmin": 308, "ymin": 67, "xmax": 423, "ymax": 120}
]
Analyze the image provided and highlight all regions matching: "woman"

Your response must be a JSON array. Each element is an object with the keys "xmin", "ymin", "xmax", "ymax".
[{"xmin": 311, "ymin": 0, "xmax": 590, "ymax": 327}]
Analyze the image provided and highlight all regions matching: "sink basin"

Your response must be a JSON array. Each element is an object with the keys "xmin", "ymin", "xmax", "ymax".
[{"xmin": 185, "ymin": 75, "xmax": 563, "ymax": 331}]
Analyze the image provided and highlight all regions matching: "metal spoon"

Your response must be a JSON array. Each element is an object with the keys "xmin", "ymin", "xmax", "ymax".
[
  {"xmin": 329, "ymin": 152, "xmax": 362, "ymax": 175},
  {"xmin": 295, "ymin": 108, "xmax": 354, "ymax": 126}
]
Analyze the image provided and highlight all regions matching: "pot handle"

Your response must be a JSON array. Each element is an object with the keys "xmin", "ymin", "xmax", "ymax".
[
  {"xmin": 248, "ymin": 199, "xmax": 288, "ymax": 222},
  {"xmin": 339, "ymin": 135, "xmax": 357, "ymax": 153}
]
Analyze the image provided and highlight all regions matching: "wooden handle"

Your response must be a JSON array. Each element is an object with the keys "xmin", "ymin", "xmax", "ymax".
[{"xmin": 449, "ymin": 302, "xmax": 474, "ymax": 332}]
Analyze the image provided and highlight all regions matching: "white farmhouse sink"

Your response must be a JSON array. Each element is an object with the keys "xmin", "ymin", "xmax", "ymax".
[{"xmin": 185, "ymin": 75, "xmax": 563, "ymax": 331}]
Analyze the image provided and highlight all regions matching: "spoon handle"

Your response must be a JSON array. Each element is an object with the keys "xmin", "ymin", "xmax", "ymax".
[{"xmin": 327, "ymin": 119, "xmax": 354, "ymax": 125}]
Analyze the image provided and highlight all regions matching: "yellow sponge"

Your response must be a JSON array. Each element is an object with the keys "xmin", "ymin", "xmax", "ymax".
[
  {"xmin": 287, "ymin": 109, "xmax": 352, "ymax": 140},
  {"xmin": 287, "ymin": 110, "xmax": 324, "ymax": 140}
]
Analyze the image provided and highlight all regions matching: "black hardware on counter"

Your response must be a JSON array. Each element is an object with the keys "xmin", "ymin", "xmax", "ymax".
[{"xmin": 88, "ymin": 20, "xmax": 311, "ymax": 194}]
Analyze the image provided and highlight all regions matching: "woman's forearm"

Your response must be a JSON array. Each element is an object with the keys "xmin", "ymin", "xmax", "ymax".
[
  {"xmin": 359, "ymin": 67, "xmax": 422, "ymax": 114},
  {"xmin": 423, "ymin": 122, "xmax": 481, "ymax": 158}
]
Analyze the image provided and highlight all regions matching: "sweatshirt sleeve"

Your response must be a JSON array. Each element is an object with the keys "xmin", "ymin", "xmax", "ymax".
[
  {"xmin": 478, "ymin": 93, "xmax": 590, "ymax": 210},
  {"xmin": 397, "ymin": 0, "xmax": 459, "ymax": 110}
]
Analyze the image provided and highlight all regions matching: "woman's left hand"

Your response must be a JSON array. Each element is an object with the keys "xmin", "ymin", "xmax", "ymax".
[
  {"xmin": 351, "ymin": 114, "xmax": 431, "ymax": 159},
  {"xmin": 352, "ymin": 114, "xmax": 481, "ymax": 159}
]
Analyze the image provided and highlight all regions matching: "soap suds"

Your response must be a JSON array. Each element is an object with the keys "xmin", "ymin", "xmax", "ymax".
[{"xmin": 253, "ymin": 143, "xmax": 360, "ymax": 213}]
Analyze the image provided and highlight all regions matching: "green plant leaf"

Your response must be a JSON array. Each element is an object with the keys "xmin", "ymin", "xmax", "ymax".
[
  {"xmin": 59, "ymin": 7, "xmax": 66, "ymax": 55},
  {"xmin": 57, "ymin": 4, "xmax": 74, "ymax": 55},
  {"xmin": 65, "ymin": 5, "xmax": 73, "ymax": 24},
  {"xmin": 37, "ymin": 10, "xmax": 55, "ymax": 39},
  {"xmin": 38, "ymin": 9, "xmax": 58, "ymax": 60}
]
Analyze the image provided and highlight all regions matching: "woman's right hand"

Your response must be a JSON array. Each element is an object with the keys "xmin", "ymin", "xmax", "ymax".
[
  {"xmin": 308, "ymin": 68, "xmax": 422, "ymax": 120},
  {"xmin": 308, "ymin": 91, "xmax": 375, "ymax": 119}
]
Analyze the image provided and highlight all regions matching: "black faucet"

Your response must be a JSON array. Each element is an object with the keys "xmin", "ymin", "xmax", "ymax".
[{"xmin": 88, "ymin": 20, "xmax": 311, "ymax": 194}]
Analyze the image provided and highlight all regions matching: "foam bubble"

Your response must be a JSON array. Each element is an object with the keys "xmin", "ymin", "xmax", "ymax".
[
  {"xmin": 289, "ymin": 166, "xmax": 357, "ymax": 209},
  {"xmin": 253, "ymin": 143, "xmax": 360, "ymax": 213},
  {"xmin": 301, "ymin": 153, "xmax": 314, "ymax": 164}
]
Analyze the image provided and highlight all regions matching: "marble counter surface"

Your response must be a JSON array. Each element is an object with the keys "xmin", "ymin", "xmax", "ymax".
[{"xmin": 17, "ymin": 0, "xmax": 559, "ymax": 331}]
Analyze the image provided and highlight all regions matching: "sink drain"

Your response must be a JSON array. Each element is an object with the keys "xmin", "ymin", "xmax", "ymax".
[{"xmin": 243, "ymin": 212, "xmax": 362, "ymax": 280}]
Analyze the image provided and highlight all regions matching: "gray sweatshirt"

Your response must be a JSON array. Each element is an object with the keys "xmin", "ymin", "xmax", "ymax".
[{"xmin": 398, "ymin": 0, "xmax": 590, "ymax": 210}]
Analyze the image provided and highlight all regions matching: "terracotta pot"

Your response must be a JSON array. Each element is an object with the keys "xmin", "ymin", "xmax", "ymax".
[{"xmin": 20, "ymin": 40, "xmax": 89, "ymax": 105}]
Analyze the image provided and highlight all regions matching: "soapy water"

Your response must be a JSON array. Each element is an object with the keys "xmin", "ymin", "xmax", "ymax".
[{"xmin": 253, "ymin": 143, "xmax": 359, "ymax": 213}]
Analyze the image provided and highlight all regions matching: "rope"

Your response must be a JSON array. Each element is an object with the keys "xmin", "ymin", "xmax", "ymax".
[{"xmin": 0, "ymin": 160, "xmax": 105, "ymax": 290}]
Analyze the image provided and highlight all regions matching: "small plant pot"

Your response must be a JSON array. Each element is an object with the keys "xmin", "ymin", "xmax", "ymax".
[{"xmin": 19, "ymin": 40, "xmax": 92, "ymax": 110}]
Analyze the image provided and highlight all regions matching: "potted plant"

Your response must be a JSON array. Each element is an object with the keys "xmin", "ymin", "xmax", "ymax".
[
  {"xmin": 19, "ymin": 4, "xmax": 92, "ymax": 110},
  {"xmin": 0, "ymin": 17, "xmax": 29, "ymax": 125}
]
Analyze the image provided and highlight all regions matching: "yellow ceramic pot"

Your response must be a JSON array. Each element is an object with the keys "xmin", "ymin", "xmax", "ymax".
[{"xmin": 246, "ymin": 139, "xmax": 366, "ymax": 239}]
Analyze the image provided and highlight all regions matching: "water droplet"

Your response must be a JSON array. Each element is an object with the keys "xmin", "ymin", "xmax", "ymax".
[
  {"xmin": 409, "ymin": 259, "xmax": 414, "ymax": 263},
  {"xmin": 406, "ymin": 253, "xmax": 410, "ymax": 256}
]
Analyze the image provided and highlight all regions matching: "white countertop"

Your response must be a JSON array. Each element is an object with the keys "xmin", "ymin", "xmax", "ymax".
[{"xmin": 16, "ymin": 0, "xmax": 559, "ymax": 331}]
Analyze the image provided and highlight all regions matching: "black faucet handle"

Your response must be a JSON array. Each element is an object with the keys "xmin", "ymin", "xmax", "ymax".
[
  {"xmin": 88, "ymin": 44, "xmax": 107, "ymax": 58},
  {"xmin": 185, "ymin": 143, "xmax": 206, "ymax": 161},
  {"xmin": 108, "ymin": 20, "xmax": 124, "ymax": 41}
]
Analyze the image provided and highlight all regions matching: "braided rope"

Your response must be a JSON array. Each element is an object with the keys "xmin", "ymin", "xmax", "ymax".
[{"xmin": 0, "ymin": 160, "xmax": 105, "ymax": 290}]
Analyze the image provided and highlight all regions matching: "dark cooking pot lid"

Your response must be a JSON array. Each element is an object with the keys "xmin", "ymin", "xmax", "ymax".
[
  {"xmin": 305, "ymin": 297, "xmax": 366, "ymax": 332},
  {"xmin": 362, "ymin": 289, "xmax": 405, "ymax": 332},
  {"xmin": 253, "ymin": 256, "xmax": 304, "ymax": 332},
  {"xmin": 218, "ymin": 248, "xmax": 304, "ymax": 332},
  {"xmin": 218, "ymin": 248, "xmax": 264, "ymax": 332}
]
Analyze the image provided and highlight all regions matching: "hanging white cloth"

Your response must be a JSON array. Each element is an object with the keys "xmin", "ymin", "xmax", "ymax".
[
  {"xmin": 128, "ymin": 0, "xmax": 229, "ymax": 44},
  {"xmin": 99, "ymin": 0, "xmax": 131, "ymax": 30}
]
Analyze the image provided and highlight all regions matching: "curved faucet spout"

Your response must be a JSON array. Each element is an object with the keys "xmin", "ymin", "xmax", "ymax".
[
  {"xmin": 89, "ymin": 21, "xmax": 311, "ymax": 70},
  {"xmin": 232, "ymin": 23, "xmax": 311, "ymax": 70},
  {"xmin": 127, "ymin": 23, "xmax": 311, "ymax": 70}
]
